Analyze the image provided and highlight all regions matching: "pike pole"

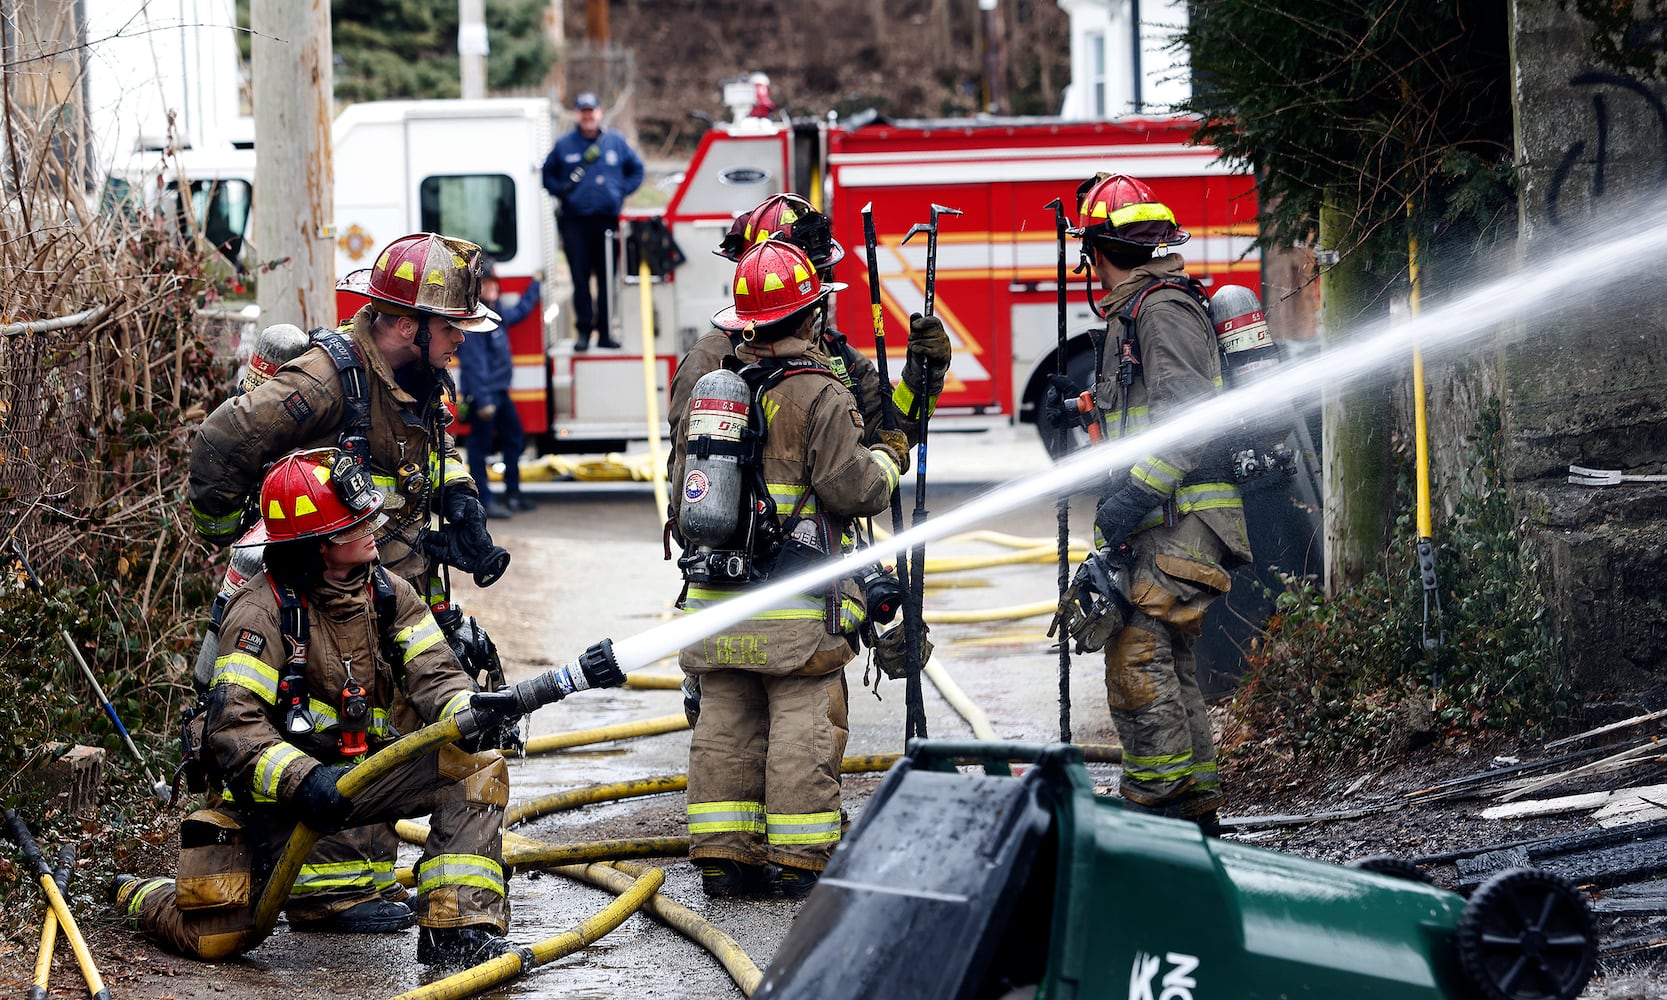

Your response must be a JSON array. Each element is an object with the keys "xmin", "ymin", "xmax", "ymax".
[
  {"xmin": 1047, "ymin": 197, "xmax": 1073, "ymax": 744},
  {"xmin": 899, "ymin": 203, "xmax": 962, "ymax": 741}
]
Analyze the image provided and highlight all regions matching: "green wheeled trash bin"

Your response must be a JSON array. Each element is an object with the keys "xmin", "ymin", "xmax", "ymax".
[{"xmin": 758, "ymin": 740, "xmax": 1597, "ymax": 1000}]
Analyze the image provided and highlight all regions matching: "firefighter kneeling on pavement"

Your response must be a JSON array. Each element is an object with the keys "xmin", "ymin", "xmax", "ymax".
[
  {"xmin": 113, "ymin": 450, "xmax": 518, "ymax": 969},
  {"xmin": 1049, "ymin": 173, "xmax": 1252, "ymax": 833},
  {"xmin": 674, "ymin": 239, "xmax": 913, "ymax": 899}
]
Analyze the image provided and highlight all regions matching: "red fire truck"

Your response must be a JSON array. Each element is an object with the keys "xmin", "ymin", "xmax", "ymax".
[{"xmin": 165, "ymin": 94, "xmax": 1257, "ymax": 453}]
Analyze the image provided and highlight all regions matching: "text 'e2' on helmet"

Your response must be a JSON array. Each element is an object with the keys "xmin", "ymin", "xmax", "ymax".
[{"xmin": 237, "ymin": 449, "xmax": 386, "ymax": 547}]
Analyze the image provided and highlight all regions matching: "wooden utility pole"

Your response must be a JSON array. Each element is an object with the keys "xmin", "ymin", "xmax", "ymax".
[
  {"xmin": 250, "ymin": 0, "xmax": 335, "ymax": 330},
  {"xmin": 459, "ymin": 0, "xmax": 488, "ymax": 99},
  {"xmin": 584, "ymin": 0, "xmax": 609, "ymax": 44}
]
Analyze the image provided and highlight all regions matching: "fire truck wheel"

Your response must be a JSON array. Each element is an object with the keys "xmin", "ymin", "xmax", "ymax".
[
  {"xmin": 1455, "ymin": 867, "xmax": 1596, "ymax": 1000},
  {"xmin": 1345, "ymin": 854, "xmax": 1432, "ymax": 884}
]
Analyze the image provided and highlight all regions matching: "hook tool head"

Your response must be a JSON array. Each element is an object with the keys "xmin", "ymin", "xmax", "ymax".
[{"xmin": 901, "ymin": 223, "xmax": 931, "ymax": 245}]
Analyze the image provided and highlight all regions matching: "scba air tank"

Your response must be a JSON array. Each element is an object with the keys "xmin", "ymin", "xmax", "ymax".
[
  {"xmin": 1208, "ymin": 284, "xmax": 1280, "ymax": 387},
  {"xmin": 680, "ymin": 368, "xmax": 752, "ymax": 549},
  {"xmin": 238, "ymin": 323, "xmax": 313, "ymax": 395},
  {"xmin": 191, "ymin": 537, "xmax": 267, "ymax": 690},
  {"xmin": 1208, "ymin": 284, "xmax": 1295, "ymax": 481}
]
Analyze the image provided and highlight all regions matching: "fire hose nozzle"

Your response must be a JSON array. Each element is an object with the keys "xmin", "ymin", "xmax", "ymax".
[{"xmin": 463, "ymin": 638, "xmax": 625, "ymax": 734}]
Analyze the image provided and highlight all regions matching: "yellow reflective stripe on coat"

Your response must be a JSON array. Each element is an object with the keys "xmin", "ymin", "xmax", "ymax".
[
  {"xmin": 191, "ymin": 503, "xmax": 242, "ymax": 539},
  {"xmin": 892, "ymin": 380, "xmax": 937, "ymax": 420},
  {"xmin": 1121, "ymin": 749, "xmax": 1194, "ymax": 782},
  {"xmin": 1131, "ymin": 455, "xmax": 1185, "ymax": 495},
  {"xmin": 440, "ymin": 689, "xmax": 473, "ymax": 722},
  {"xmin": 1191, "ymin": 759, "xmax": 1220, "ymax": 791},
  {"xmin": 212, "ymin": 651, "xmax": 281, "ymax": 703},
  {"xmin": 868, "ymin": 448, "xmax": 901, "ymax": 491},
  {"xmin": 415, "ymin": 853, "xmax": 506, "ymax": 896},
  {"xmin": 1132, "ymin": 482, "xmax": 1244, "ymax": 532},
  {"xmin": 684, "ymin": 586, "xmax": 828, "ymax": 622},
  {"xmin": 767, "ymin": 483, "xmax": 817, "ymax": 515},
  {"xmin": 397, "ymin": 614, "xmax": 445, "ymax": 662},
  {"xmin": 1104, "ymin": 405, "xmax": 1149, "ymax": 438},
  {"xmin": 291, "ymin": 859, "xmax": 392, "ymax": 895},
  {"xmin": 254, "ymin": 743, "xmax": 308, "ymax": 799},
  {"xmin": 766, "ymin": 810, "xmax": 842, "ymax": 845},
  {"xmin": 687, "ymin": 800, "xmax": 767, "ymax": 835}
]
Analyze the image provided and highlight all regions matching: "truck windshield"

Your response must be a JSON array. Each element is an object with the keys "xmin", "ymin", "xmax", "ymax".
[{"xmin": 419, "ymin": 174, "xmax": 517, "ymax": 261}]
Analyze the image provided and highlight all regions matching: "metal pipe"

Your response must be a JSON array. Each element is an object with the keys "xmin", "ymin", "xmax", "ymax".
[{"xmin": 0, "ymin": 306, "xmax": 106, "ymax": 337}]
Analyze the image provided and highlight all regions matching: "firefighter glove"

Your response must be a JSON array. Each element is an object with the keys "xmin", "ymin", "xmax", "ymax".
[
  {"xmin": 428, "ymin": 490, "xmax": 511, "ymax": 586},
  {"xmin": 463, "ymin": 689, "xmax": 525, "ymax": 752},
  {"xmin": 1094, "ymin": 478, "xmax": 1158, "ymax": 549},
  {"xmin": 906, "ymin": 313, "xmax": 952, "ymax": 367},
  {"xmin": 871, "ymin": 428, "xmax": 910, "ymax": 474},
  {"xmin": 681, "ymin": 675, "xmax": 702, "ymax": 728},
  {"xmin": 1042, "ymin": 374, "xmax": 1096, "ymax": 433},
  {"xmin": 900, "ymin": 313, "xmax": 949, "ymax": 403},
  {"xmin": 874, "ymin": 621, "xmax": 933, "ymax": 680},
  {"xmin": 1051, "ymin": 548, "xmax": 1131, "ymax": 654},
  {"xmin": 294, "ymin": 764, "xmax": 353, "ymax": 835},
  {"xmin": 423, "ymin": 525, "xmax": 512, "ymax": 587}
]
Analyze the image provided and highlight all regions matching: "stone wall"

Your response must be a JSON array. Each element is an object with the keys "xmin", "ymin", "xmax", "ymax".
[{"xmin": 1509, "ymin": 0, "xmax": 1667, "ymax": 693}]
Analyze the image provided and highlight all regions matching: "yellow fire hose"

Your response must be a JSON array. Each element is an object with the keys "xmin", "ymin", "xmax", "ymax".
[
  {"xmin": 253, "ymin": 716, "xmax": 463, "ymax": 940},
  {"xmin": 624, "ymin": 673, "xmax": 684, "ymax": 691},
  {"xmin": 569, "ymin": 860, "xmax": 765, "ymax": 997},
  {"xmin": 515, "ymin": 713, "xmax": 690, "ymax": 756},
  {"xmin": 924, "ymin": 600, "xmax": 1059, "ymax": 624},
  {"xmin": 389, "ymin": 863, "xmax": 664, "ymax": 1000}
]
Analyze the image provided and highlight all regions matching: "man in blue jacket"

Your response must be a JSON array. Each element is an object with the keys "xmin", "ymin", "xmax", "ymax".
[
  {"xmin": 541, "ymin": 91, "xmax": 644, "ymax": 351},
  {"xmin": 457, "ymin": 260, "xmax": 539, "ymax": 517}
]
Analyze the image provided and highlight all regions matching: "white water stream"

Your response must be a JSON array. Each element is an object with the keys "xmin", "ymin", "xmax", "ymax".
[{"xmin": 603, "ymin": 197, "xmax": 1667, "ymax": 675}]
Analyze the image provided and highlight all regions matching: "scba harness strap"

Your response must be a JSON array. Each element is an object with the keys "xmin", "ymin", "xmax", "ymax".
[
  {"xmin": 266, "ymin": 567, "xmax": 401, "ymax": 744},
  {"xmin": 676, "ymin": 357, "xmax": 844, "ymax": 590}
]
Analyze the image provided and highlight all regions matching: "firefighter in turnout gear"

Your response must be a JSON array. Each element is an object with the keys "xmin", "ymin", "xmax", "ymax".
[
  {"xmin": 113, "ymin": 451, "xmax": 514, "ymax": 968},
  {"xmin": 186, "ymin": 232, "xmax": 509, "ymax": 932},
  {"xmin": 675, "ymin": 239, "xmax": 905, "ymax": 900},
  {"xmin": 666, "ymin": 195, "xmax": 948, "ymax": 724},
  {"xmin": 667, "ymin": 193, "xmax": 949, "ymax": 479},
  {"xmin": 1054, "ymin": 174, "xmax": 1251, "ymax": 831}
]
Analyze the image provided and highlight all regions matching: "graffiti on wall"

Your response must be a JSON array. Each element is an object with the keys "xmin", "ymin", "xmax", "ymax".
[{"xmin": 1548, "ymin": 71, "xmax": 1667, "ymax": 227}]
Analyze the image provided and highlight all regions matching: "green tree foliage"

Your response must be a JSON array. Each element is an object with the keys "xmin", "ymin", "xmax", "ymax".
[
  {"xmin": 1180, "ymin": 0, "xmax": 1517, "ymax": 269},
  {"xmin": 238, "ymin": 0, "xmax": 556, "ymax": 103}
]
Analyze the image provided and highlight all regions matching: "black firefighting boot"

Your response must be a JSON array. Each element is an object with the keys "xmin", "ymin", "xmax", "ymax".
[
  {"xmin": 775, "ymin": 865, "xmax": 821, "ymax": 901},
  {"xmin": 698, "ymin": 859, "xmax": 776, "ymax": 898},
  {"xmin": 289, "ymin": 897, "xmax": 416, "ymax": 933},
  {"xmin": 417, "ymin": 925, "xmax": 514, "ymax": 969}
]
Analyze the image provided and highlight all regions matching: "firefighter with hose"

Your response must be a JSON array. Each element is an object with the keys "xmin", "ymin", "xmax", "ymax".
[
  {"xmin": 113, "ymin": 450, "xmax": 544, "ymax": 968},
  {"xmin": 671, "ymin": 239, "xmax": 907, "ymax": 899},
  {"xmin": 185, "ymin": 232, "xmax": 514, "ymax": 933},
  {"xmin": 1047, "ymin": 174, "xmax": 1251, "ymax": 832},
  {"xmin": 666, "ymin": 194, "xmax": 952, "ymax": 721}
]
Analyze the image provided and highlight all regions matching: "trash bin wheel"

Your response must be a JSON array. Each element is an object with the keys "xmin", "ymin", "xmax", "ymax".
[
  {"xmin": 1456, "ymin": 867, "xmax": 1597, "ymax": 1000},
  {"xmin": 1346, "ymin": 854, "xmax": 1433, "ymax": 884}
]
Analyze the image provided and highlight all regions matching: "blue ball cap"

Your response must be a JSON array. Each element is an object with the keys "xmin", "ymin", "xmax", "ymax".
[{"xmin": 575, "ymin": 92, "xmax": 600, "ymax": 111}]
